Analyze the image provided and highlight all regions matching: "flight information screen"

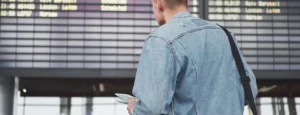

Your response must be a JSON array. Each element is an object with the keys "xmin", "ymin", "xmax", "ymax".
[
  {"xmin": 0, "ymin": 0, "xmax": 199, "ymax": 69},
  {"xmin": 206, "ymin": 0, "xmax": 300, "ymax": 70},
  {"xmin": 0, "ymin": 0, "xmax": 299, "ymax": 71}
]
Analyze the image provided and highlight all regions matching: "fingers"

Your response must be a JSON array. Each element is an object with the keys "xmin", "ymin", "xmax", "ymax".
[
  {"xmin": 127, "ymin": 97, "xmax": 136, "ymax": 115},
  {"xmin": 127, "ymin": 107, "xmax": 132, "ymax": 115},
  {"xmin": 128, "ymin": 97, "xmax": 136, "ymax": 100},
  {"xmin": 128, "ymin": 97, "xmax": 138, "ymax": 102}
]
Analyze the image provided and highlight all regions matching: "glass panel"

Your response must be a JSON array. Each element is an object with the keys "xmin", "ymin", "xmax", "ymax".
[
  {"xmin": 24, "ymin": 106, "xmax": 60, "ymax": 115},
  {"xmin": 115, "ymin": 104, "xmax": 128, "ymax": 115},
  {"xmin": 296, "ymin": 105, "xmax": 300, "ymax": 115},
  {"xmin": 296, "ymin": 98, "xmax": 300, "ymax": 103},
  {"xmin": 25, "ymin": 97, "xmax": 60, "ymax": 104},
  {"xmin": 260, "ymin": 104, "xmax": 273, "ymax": 115},
  {"xmin": 18, "ymin": 95, "xmax": 25, "ymax": 105},
  {"xmin": 284, "ymin": 104, "xmax": 290, "ymax": 115},
  {"xmin": 71, "ymin": 106, "xmax": 83, "ymax": 115},
  {"xmin": 18, "ymin": 105, "xmax": 24, "ymax": 115},
  {"xmin": 260, "ymin": 97, "xmax": 272, "ymax": 104},
  {"xmin": 93, "ymin": 97, "xmax": 115, "ymax": 104},
  {"xmin": 92, "ymin": 105, "xmax": 115, "ymax": 115},
  {"xmin": 18, "ymin": 97, "xmax": 300, "ymax": 115},
  {"xmin": 243, "ymin": 106, "xmax": 249, "ymax": 115},
  {"xmin": 71, "ymin": 97, "xmax": 86, "ymax": 105}
]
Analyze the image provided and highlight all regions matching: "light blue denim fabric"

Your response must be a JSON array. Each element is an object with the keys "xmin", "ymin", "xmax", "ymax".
[{"xmin": 132, "ymin": 11, "xmax": 258, "ymax": 115}]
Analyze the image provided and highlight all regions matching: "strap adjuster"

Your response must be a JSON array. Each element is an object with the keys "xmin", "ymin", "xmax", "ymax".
[{"xmin": 241, "ymin": 76, "xmax": 250, "ymax": 84}]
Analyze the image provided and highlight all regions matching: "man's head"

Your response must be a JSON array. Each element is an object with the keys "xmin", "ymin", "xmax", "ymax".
[{"xmin": 151, "ymin": 0, "xmax": 188, "ymax": 26}]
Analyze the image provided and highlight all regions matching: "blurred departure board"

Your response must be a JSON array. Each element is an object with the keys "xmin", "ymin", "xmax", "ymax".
[
  {"xmin": 0, "ymin": 0, "xmax": 199, "ymax": 69},
  {"xmin": 206, "ymin": 0, "xmax": 300, "ymax": 70},
  {"xmin": 0, "ymin": 0, "xmax": 299, "ymax": 71},
  {"xmin": 0, "ymin": 0, "xmax": 199, "ymax": 17}
]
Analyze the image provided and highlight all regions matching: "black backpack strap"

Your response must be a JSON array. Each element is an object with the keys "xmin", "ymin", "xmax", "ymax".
[{"xmin": 218, "ymin": 25, "xmax": 258, "ymax": 115}]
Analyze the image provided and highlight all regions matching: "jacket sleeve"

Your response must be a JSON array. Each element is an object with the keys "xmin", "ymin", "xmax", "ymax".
[{"xmin": 132, "ymin": 37, "xmax": 181, "ymax": 115}]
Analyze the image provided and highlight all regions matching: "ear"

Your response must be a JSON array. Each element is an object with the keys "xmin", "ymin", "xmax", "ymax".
[{"xmin": 156, "ymin": 0, "xmax": 163, "ymax": 12}]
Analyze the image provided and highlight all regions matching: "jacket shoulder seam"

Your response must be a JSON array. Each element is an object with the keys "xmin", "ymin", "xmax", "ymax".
[
  {"xmin": 168, "ymin": 26, "xmax": 221, "ymax": 43},
  {"xmin": 147, "ymin": 36, "xmax": 183, "ymax": 68}
]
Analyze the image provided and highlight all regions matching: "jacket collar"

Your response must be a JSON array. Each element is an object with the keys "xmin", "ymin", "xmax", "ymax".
[{"xmin": 169, "ymin": 11, "xmax": 193, "ymax": 21}]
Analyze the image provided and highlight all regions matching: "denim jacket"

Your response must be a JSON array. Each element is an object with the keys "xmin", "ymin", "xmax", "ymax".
[{"xmin": 132, "ymin": 11, "xmax": 258, "ymax": 115}]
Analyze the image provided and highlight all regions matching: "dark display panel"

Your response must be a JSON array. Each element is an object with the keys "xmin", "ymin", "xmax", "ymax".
[
  {"xmin": 0, "ymin": 0, "xmax": 200, "ymax": 69},
  {"xmin": 206, "ymin": 0, "xmax": 300, "ymax": 70},
  {"xmin": 0, "ymin": 0, "xmax": 299, "ymax": 79}
]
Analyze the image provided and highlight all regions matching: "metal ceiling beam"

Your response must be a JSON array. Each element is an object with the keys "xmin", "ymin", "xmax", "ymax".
[{"xmin": 1, "ymin": 68, "xmax": 300, "ymax": 79}]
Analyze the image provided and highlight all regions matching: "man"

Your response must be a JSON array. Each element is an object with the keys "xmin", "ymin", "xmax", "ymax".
[{"xmin": 127, "ymin": 0, "xmax": 258, "ymax": 114}]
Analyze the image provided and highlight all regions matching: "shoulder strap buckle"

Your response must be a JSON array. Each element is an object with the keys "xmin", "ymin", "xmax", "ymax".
[{"xmin": 241, "ymin": 76, "xmax": 250, "ymax": 84}]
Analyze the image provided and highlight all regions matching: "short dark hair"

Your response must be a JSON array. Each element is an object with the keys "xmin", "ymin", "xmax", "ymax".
[{"xmin": 165, "ymin": 0, "xmax": 188, "ymax": 8}]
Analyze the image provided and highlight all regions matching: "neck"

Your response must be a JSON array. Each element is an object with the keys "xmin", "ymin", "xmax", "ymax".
[{"xmin": 163, "ymin": 6, "xmax": 188, "ymax": 23}]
